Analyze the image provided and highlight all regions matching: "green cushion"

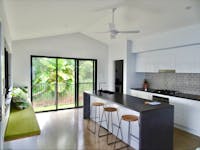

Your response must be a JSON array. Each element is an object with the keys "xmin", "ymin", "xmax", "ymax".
[{"xmin": 4, "ymin": 104, "xmax": 41, "ymax": 141}]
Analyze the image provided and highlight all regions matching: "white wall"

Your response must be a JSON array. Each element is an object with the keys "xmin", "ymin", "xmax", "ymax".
[
  {"xmin": 133, "ymin": 24, "xmax": 200, "ymax": 53},
  {"xmin": 12, "ymin": 33, "xmax": 108, "ymax": 96},
  {"xmin": 126, "ymin": 40, "xmax": 145, "ymax": 93},
  {"xmin": 0, "ymin": 20, "xmax": 4, "ymax": 150},
  {"xmin": 0, "ymin": 0, "xmax": 12, "ymax": 50},
  {"xmin": 107, "ymin": 38, "xmax": 127, "ymax": 92},
  {"xmin": 107, "ymin": 39, "xmax": 144, "ymax": 94},
  {"xmin": 0, "ymin": 0, "xmax": 12, "ymax": 149}
]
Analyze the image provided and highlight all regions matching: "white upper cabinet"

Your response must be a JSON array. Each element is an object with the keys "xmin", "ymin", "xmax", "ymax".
[
  {"xmin": 136, "ymin": 52, "xmax": 157, "ymax": 73},
  {"xmin": 175, "ymin": 46, "xmax": 200, "ymax": 73},
  {"xmin": 136, "ymin": 46, "xmax": 200, "ymax": 73},
  {"xmin": 134, "ymin": 24, "xmax": 200, "ymax": 73},
  {"xmin": 136, "ymin": 50, "xmax": 176, "ymax": 72},
  {"xmin": 156, "ymin": 50, "xmax": 176, "ymax": 70},
  {"xmin": 136, "ymin": 53, "xmax": 146, "ymax": 72}
]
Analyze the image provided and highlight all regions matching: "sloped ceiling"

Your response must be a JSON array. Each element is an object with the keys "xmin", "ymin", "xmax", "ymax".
[{"xmin": 4, "ymin": 0, "xmax": 200, "ymax": 44}]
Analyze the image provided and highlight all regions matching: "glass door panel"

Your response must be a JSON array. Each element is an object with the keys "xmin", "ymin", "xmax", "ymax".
[
  {"xmin": 32, "ymin": 57, "xmax": 57, "ymax": 112},
  {"xmin": 57, "ymin": 59, "xmax": 75, "ymax": 109},
  {"xmin": 31, "ymin": 56, "xmax": 97, "ymax": 112},
  {"xmin": 78, "ymin": 60, "xmax": 95, "ymax": 107}
]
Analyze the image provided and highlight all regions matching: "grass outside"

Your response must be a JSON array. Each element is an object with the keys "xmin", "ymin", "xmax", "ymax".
[
  {"xmin": 34, "ymin": 104, "xmax": 76, "ymax": 112},
  {"xmin": 33, "ymin": 95, "xmax": 84, "ymax": 112}
]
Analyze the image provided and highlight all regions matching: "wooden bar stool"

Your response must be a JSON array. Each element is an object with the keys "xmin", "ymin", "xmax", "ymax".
[
  {"xmin": 87, "ymin": 102, "xmax": 104, "ymax": 134},
  {"xmin": 114, "ymin": 114, "xmax": 139, "ymax": 150},
  {"xmin": 98, "ymin": 107, "xmax": 123, "ymax": 145}
]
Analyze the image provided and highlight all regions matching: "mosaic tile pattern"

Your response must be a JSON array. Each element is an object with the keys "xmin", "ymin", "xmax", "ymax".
[{"xmin": 145, "ymin": 73, "xmax": 200, "ymax": 95}]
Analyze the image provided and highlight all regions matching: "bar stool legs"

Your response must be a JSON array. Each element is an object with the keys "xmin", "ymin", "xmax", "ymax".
[
  {"xmin": 98, "ymin": 107, "xmax": 123, "ymax": 145},
  {"xmin": 87, "ymin": 102, "xmax": 104, "ymax": 134},
  {"xmin": 114, "ymin": 118, "xmax": 123, "ymax": 150},
  {"xmin": 114, "ymin": 115, "xmax": 139, "ymax": 150}
]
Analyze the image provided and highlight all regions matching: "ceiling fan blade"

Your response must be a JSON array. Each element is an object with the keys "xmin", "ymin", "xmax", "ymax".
[
  {"xmin": 94, "ymin": 31, "xmax": 110, "ymax": 33},
  {"xmin": 112, "ymin": 8, "xmax": 117, "ymax": 24},
  {"xmin": 117, "ymin": 30, "xmax": 140, "ymax": 34}
]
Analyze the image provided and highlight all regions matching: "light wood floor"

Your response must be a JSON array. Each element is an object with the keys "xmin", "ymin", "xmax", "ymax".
[{"xmin": 4, "ymin": 108, "xmax": 200, "ymax": 150}]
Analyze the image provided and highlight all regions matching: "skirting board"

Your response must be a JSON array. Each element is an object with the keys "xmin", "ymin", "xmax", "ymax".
[{"xmin": 174, "ymin": 123, "xmax": 200, "ymax": 137}]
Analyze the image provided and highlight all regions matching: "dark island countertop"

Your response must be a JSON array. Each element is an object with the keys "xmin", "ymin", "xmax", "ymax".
[
  {"xmin": 131, "ymin": 88, "xmax": 200, "ymax": 101},
  {"xmin": 86, "ymin": 91, "xmax": 173, "ymax": 113}
]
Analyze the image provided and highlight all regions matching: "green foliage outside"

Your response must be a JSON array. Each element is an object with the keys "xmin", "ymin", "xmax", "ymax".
[
  {"xmin": 32, "ymin": 57, "xmax": 94, "ymax": 111},
  {"xmin": 12, "ymin": 87, "xmax": 29, "ymax": 110},
  {"xmin": 32, "ymin": 58, "xmax": 75, "ymax": 101}
]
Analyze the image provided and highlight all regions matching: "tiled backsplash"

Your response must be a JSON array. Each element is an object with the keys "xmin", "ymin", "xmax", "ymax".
[{"xmin": 145, "ymin": 73, "xmax": 200, "ymax": 95}]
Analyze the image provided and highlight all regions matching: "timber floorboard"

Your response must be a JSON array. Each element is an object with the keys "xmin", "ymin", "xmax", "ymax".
[{"xmin": 4, "ymin": 108, "xmax": 200, "ymax": 150}]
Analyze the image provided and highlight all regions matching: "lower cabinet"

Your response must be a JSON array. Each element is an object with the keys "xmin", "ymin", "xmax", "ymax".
[
  {"xmin": 169, "ymin": 96, "xmax": 200, "ymax": 136},
  {"xmin": 130, "ymin": 90, "xmax": 153, "ymax": 100},
  {"xmin": 129, "ymin": 89, "xmax": 200, "ymax": 137}
]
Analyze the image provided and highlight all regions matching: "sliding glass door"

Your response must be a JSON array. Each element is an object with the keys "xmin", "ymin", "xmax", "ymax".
[
  {"xmin": 32, "ymin": 57, "xmax": 57, "ymax": 112},
  {"xmin": 78, "ymin": 60, "xmax": 96, "ymax": 107},
  {"xmin": 57, "ymin": 58, "xmax": 75, "ymax": 109},
  {"xmin": 31, "ymin": 56, "xmax": 96, "ymax": 112}
]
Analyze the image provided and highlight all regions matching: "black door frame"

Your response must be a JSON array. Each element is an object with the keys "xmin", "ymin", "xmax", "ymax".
[{"xmin": 30, "ymin": 55, "xmax": 97, "ymax": 113}]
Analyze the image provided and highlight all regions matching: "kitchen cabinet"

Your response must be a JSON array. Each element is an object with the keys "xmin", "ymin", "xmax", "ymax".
[
  {"xmin": 136, "ymin": 50, "xmax": 175, "ymax": 73},
  {"xmin": 130, "ymin": 89, "xmax": 200, "ymax": 137},
  {"xmin": 136, "ymin": 53, "xmax": 146, "ymax": 72},
  {"xmin": 169, "ymin": 96, "xmax": 200, "ymax": 136},
  {"xmin": 130, "ymin": 89, "xmax": 153, "ymax": 100},
  {"xmin": 135, "ymin": 45, "xmax": 200, "ymax": 73},
  {"xmin": 136, "ymin": 52, "xmax": 157, "ymax": 73},
  {"xmin": 175, "ymin": 47, "xmax": 200, "ymax": 73}
]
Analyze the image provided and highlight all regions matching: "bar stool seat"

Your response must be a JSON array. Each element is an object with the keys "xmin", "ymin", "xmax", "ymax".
[
  {"xmin": 87, "ymin": 102, "xmax": 105, "ymax": 134},
  {"xmin": 104, "ymin": 107, "xmax": 117, "ymax": 112},
  {"xmin": 114, "ymin": 114, "xmax": 139, "ymax": 150},
  {"xmin": 122, "ymin": 115, "xmax": 138, "ymax": 122},
  {"xmin": 92, "ymin": 102, "xmax": 104, "ymax": 106}
]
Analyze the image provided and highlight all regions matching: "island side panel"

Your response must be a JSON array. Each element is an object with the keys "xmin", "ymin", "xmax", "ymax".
[
  {"xmin": 83, "ymin": 92, "xmax": 90, "ymax": 119},
  {"xmin": 139, "ymin": 106, "xmax": 174, "ymax": 150}
]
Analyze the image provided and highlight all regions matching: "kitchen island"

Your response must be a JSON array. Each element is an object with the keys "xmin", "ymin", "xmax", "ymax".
[{"xmin": 84, "ymin": 91, "xmax": 174, "ymax": 150}]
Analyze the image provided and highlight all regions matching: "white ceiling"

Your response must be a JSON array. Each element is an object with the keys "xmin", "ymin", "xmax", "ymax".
[{"xmin": 4, "ymin": 0, "xmax": 200, "ymax": 44}]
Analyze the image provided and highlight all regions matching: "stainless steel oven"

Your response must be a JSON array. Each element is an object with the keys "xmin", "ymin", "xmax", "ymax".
[{"xmin": 152, "ymin": 95, "xmax": 169, "ymax": 104}]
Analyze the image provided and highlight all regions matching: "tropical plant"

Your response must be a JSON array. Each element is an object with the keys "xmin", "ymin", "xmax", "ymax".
[
  {"xmin": 32, "ymin": 58, "xmax": 75, "ymax": 100},
  {"xmin": 32, "ymin": 58, "xmax": 94, "ymax": 106}
]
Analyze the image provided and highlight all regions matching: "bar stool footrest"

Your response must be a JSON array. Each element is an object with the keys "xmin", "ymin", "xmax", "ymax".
[
  {"xmin": 115, "ymin": 144, "xmax": 129, "ymax": 150},
  {"xmin": 130, "ymin": 133, "xmax": 139, "ymax": 140},
  {"xmin": 98, "ymin": 132, "xmax": 112, "ymax": 137},
  {"xmin": 87, "ymin": 127, "xmax": 96, "ymax": 134}
]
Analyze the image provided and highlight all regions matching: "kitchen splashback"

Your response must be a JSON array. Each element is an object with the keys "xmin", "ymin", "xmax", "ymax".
[{"xmin": 145, "ymin": 73, "xmax": 200, "ymax": 95}]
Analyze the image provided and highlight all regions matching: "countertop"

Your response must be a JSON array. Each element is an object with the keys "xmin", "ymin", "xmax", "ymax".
[
  {"xmin": 86, "ymin": 91, "xmax": 173, "ymax": 113},
  {"xmin": 131, "ymin": 88, "xmax": 200, "ymax": 101}
]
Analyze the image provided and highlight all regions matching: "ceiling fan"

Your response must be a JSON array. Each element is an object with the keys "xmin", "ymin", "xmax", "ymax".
[{"xmin": 101, "ymin": 8, "xmax": 140, "ymax": 39}]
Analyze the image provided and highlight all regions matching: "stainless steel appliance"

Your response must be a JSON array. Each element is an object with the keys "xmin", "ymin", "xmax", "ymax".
[
  {"xmin": 153, "ymin": 89, "xmax": 177, "ymax": 96},
  {"xmin": 152, "ymin": 95, "xmax": 169, "ymax": 104}
]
